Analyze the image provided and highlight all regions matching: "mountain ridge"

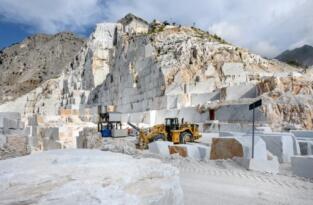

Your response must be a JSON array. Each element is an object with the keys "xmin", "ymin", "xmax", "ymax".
[
  {"xmin": 0, "ymin": 32, "xmax": 85, "ymax": 103},
  {"xmin": 275, "ymin": 44, "xmax": 313, "ymax": 68}
]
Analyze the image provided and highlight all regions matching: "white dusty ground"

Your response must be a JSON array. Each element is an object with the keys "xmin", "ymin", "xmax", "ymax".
[
  {"xmin": 1, "ymin": 138, "xmax": 313, "ymax": 205},
  {"xmin": 0, "ymin": 149, "xmax": 183, "ymax": 205},
  {"xmin": 102, "ymin": 138, "xmax": 313, "ymax": 205},
  {"xmin": 174, "ymin": 160, "xmax": 313, "ymax": 205}
]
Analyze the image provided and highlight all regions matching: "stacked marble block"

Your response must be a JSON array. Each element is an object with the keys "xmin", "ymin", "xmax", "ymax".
[
  {"xmin": 98, "ymin": 39, "xmax": 166, "ymax": 113},
  {"xmin": 27, "ymin": 115, "xmax": 70, "ymax": 150},
  {"xmin": 27, "ymin": 115, "xmax": 55, "ymax": 150},
  {"xmin": 124, "ymin": 72, "xmax": 256, "ymax": 114},
  {"xmin": 0, "ymin": 112, "xmax": 29, "ymax": 157},
  {"xmin": 76, "ymin": 127, "xmax": 102, "ymax": 149}
]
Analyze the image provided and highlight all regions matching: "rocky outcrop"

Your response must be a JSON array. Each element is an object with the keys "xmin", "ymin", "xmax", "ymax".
[
  {"xmin": 257, "ymin": 76, "xmax": 313, "ymax": 130},
  {"xmin": 0, "ymin": 32, "xmax": 85, "ymax": 104}
]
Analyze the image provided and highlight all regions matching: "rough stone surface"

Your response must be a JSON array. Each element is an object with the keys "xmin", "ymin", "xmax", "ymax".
[
  {"xmin": 298, "ymin": 140, "xmax": 313, "ymax": 155},
  {"xmin": 210, "ymin": 136, "xmax": 267, "ymax": 160},
  {"xmin": 148, "ymin": 141, "xmax": 173, "ymax": 157},
  {"xmin": 0, "ymin": 134, "xmax": 29, "ymax": 160},
  {"xmin": 0, "ymin": 33, "xmax": 85, "ymax": 104},
  {"xmin": 42, "ymin": 127, "xmax": 61, "ymax": 150},
  {"xmin": 0, "ymin": 149, "xmax": 184, "ymax": 205},
  {"xmin": 77, "ymin": 127, "xmax": 103, "ymax": 149},
  {"xmin": 0, "ymin": 112, "xmax": 21, "ymax": 128},
  {"xmin": 291, "ymin": 156, "xmax": 313, "ymax": 178},
  {"xmin": 258, "ymin": 133, "xmax": 298, "ymax": 163},
  {"xmin": 169, "ymin": 144, "xmax": 208, "ymax": 160},
  {"xmin": 210, "ymin": 138, "xmax": 244, "ymax": 160},
  {"xmin": 291, "ymin": 130, "xmax": 313, "ymax": 139}
]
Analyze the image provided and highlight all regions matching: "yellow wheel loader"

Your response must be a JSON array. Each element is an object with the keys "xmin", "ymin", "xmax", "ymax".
[{"xmin": 128, "ymin": 118, "xmax": 201, "ymax": 149}]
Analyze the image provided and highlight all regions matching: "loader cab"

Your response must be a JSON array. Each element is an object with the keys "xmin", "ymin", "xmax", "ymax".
[{"xmin": 165, "ymin": 118, "xmax": 179, "ymax": 135}]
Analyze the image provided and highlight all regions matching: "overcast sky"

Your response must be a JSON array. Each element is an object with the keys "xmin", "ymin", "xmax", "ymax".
[{"xmin": 0, "ymin": 0, "xmax": 312, "ymax": 57}]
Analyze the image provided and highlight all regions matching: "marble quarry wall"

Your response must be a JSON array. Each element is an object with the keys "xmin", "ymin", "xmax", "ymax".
[{"xmin": 85, "ymin": 24, "xmax": 304, "ymax": 118}]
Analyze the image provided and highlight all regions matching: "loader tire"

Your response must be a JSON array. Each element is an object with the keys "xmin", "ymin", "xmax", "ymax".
[{"xmin": 180, "ymin": 132, "xmax": 192, "ymax": 144}]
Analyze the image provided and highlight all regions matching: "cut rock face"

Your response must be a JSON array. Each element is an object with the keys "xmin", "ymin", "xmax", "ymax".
[
  {"xmin": 258, "ymin": 133, "xmax": 299, "ymax": 163},
  {"xmin": 291, "ymin": 156, "xmax": 313, "ymax": 178},
  {"xmin": 210, "ymin": 138, "xmax": 244, "ymax": 160},
  {"xmin": 210, "ymin": 137, "xmax": 279, "ymax": 173},
  {"xmin": 0, "ymin": 149, "xmax": 183, "ymax": 205}
]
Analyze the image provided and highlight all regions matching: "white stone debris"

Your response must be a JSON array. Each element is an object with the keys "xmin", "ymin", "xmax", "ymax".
[{"xmin": 0, "ymin": 149, "xmax": 184, "ymax": 205}]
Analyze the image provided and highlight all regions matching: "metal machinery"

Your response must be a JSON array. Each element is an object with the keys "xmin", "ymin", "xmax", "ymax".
[
  {"xmin": 128, "ymin": 117, "xmax": 201, "ymax": 149},
  {"xmin": 98, "ymin": 105, "xmax": 122, "ymax": 137}
]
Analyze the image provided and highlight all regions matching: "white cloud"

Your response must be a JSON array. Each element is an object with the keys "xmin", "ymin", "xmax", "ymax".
[
  {"xmin": 253, "ymin": 41, "xmax": 280, "ymax": 58},
  {"xmin": 0, "ymin": 0, "xmax": 312, "ymax": 57},
  {"xmin": 209, "ymin": 22, "xmax": 243, "ymax": 45},
  {"xmin": 0, "ymin": 0, "xmax": 105, "ymax": 33}
]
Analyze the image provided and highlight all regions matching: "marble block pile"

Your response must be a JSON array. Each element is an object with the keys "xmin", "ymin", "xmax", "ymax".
[
  {"xmin": 76, "ymin": 127, "xmax": 103, "ymax": 149},
  {"xmin": 0, "ymin": 112, "xmax": 29, "ymax": 159}
]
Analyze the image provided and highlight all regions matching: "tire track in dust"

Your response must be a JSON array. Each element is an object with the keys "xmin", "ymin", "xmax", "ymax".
[{"xmin": 178, "ymin": 162, "xmax": 313, "ymax": 191}]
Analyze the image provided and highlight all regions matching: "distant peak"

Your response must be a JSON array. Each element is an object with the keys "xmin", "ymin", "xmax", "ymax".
[
  {"xmin": 301, "ymin": 44, "xmax": 313, "ymax": 48},
  {"xmin": 275, "ymin": 44, "xmax": 313, "ymax": 67},
  {"xmin": 118, "ymin": 13, "xmax": 149, "ymax": 25}
]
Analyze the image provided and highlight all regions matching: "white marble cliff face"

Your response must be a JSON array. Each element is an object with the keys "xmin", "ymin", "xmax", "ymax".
[{"xmin": 86, "ymin": 25, "xmax": 304, "ymax": 113}]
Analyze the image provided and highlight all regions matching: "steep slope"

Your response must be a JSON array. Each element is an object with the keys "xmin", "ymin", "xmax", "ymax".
[
  {"xmin": 275, "ymin": 45, "xmax": 313, "ymax": 68},
  {"xmin": 0, "ymin": 32, "xmax": 85, "ymax": 103}
]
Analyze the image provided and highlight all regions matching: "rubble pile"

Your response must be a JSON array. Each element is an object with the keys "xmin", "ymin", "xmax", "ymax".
[{"xmin": 76, "ymin": 127, "xmax": 103, "ymax": 149}]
